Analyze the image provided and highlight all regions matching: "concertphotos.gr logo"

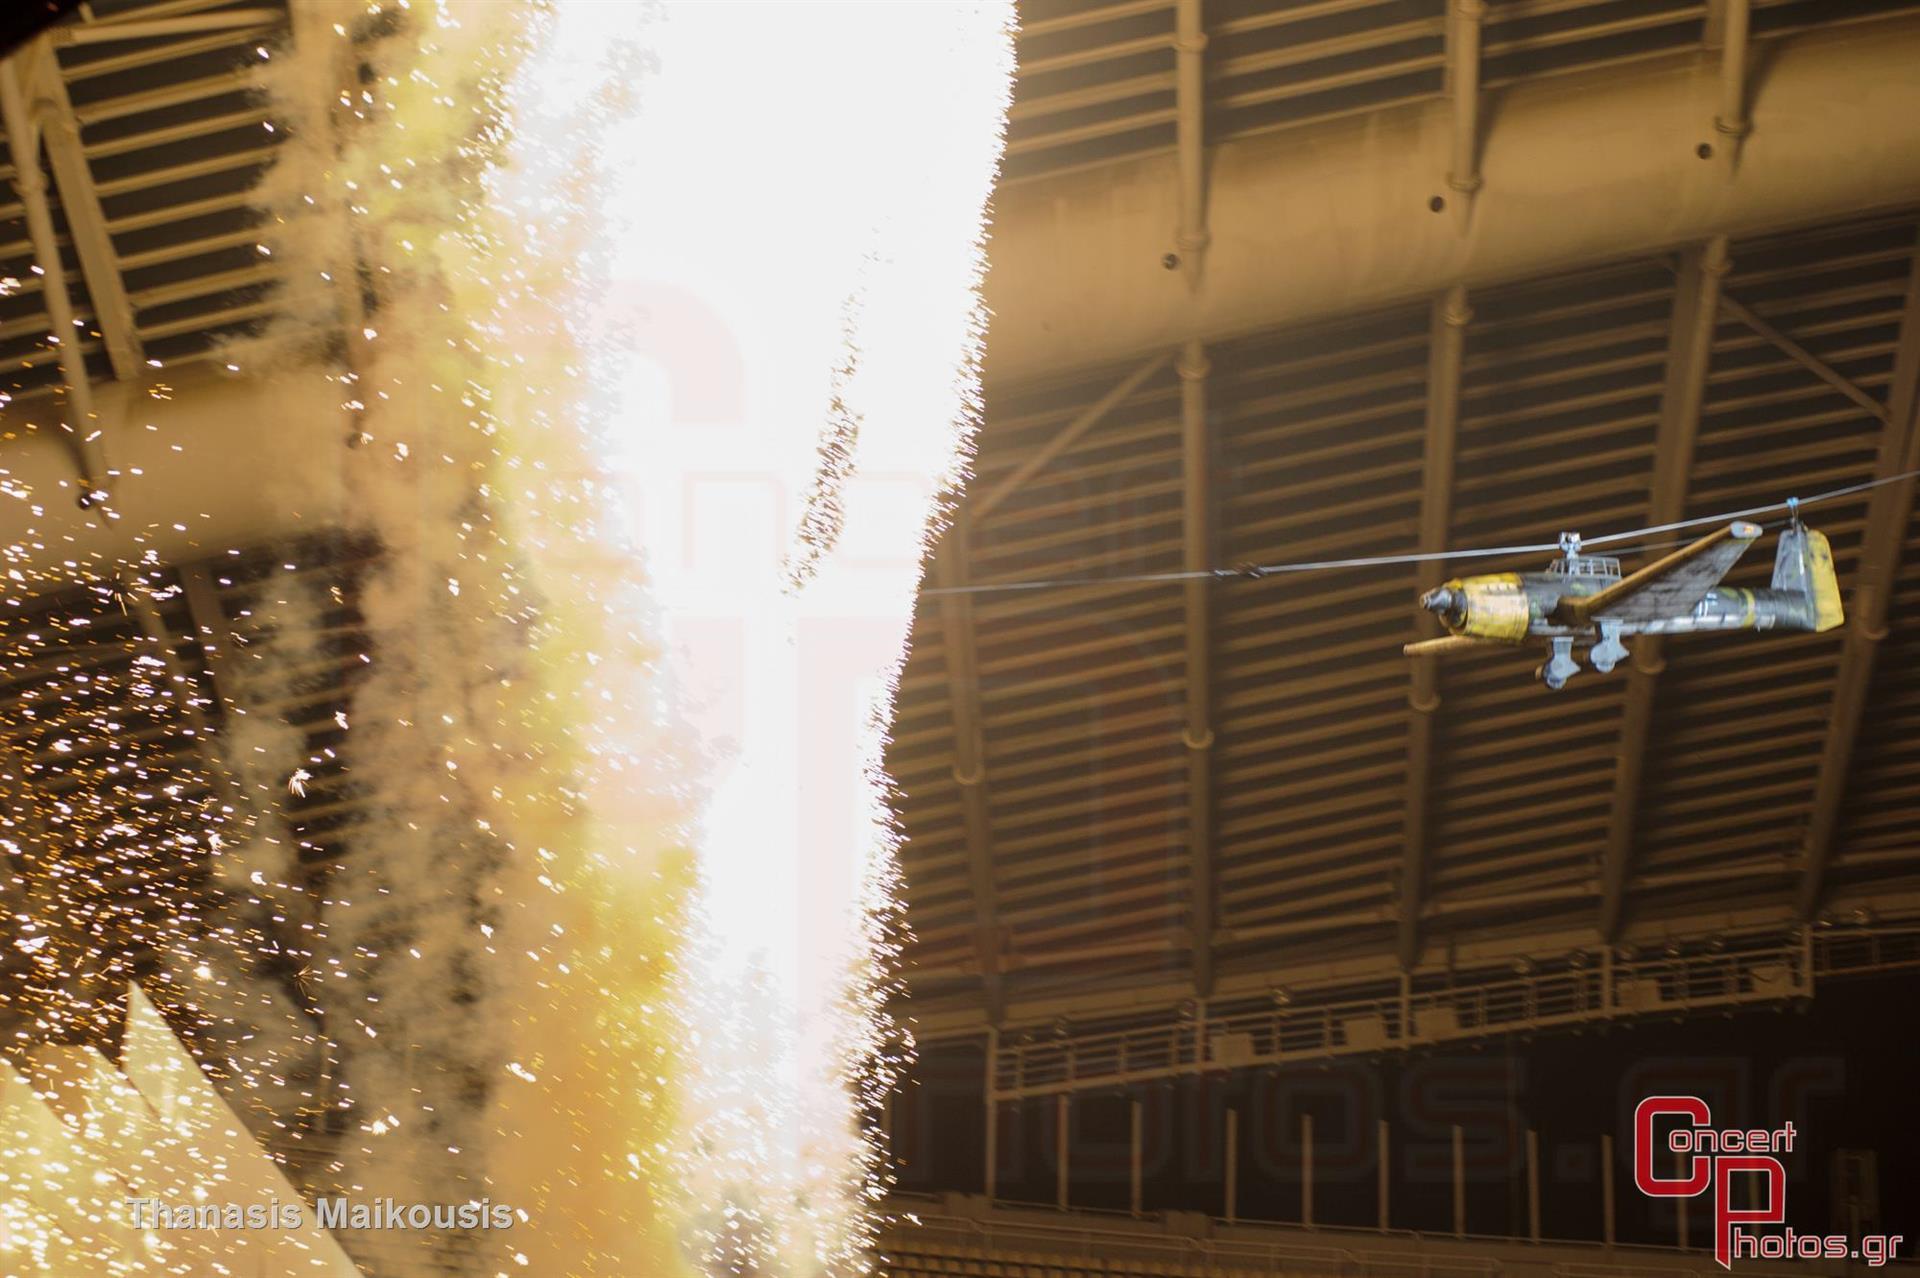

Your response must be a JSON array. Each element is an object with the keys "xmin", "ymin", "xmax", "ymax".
[{"xmin": 1633, "ymin": 1097, "xmax": 1903, "ymax": 1269}]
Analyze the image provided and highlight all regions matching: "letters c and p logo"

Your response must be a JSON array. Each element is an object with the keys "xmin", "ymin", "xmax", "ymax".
[{"xmin": 1634, "ymin": 1096, "xmax": 1786, "ymax": 1270}]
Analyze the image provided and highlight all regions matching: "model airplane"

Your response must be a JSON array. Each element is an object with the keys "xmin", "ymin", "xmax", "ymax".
[{"xmin": 1405, "ymin": 518, "xmax": 1844, "ymax": 689}]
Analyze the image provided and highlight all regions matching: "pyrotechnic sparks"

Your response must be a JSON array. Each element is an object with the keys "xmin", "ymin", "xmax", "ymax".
[
  {"xmin": 461, "ymin": 2, "xmax": 1010, "ymax": 1270},
  {"xmin": 0, "ymin": 1, "xmax": 1010, "ymax": 1274}
]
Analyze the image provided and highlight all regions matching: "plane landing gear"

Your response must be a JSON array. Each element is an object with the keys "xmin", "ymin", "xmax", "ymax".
[
  {"xmin": 1589, "ymin": 620, "xmax": 1628, "ymax": 674},
  {"xmin": 1537, "ymin": 636, "xmax": 1579, "ymax": 690}
]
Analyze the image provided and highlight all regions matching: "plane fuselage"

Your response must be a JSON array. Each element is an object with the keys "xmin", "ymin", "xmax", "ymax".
[{"xmin": 1420, "ymin": 572, "xmax": 1823, "ymax": 642}]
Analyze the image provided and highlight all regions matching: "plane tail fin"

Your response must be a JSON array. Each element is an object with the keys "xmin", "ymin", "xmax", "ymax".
[{"xmin": 1772, "ymin": 524, "xmax": 1845, "ymax": 632}]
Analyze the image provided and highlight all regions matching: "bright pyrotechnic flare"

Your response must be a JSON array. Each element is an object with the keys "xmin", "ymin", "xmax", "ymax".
[{"xmin": 244, "ymin": 2, "xmax": 1013, "ymax": 1275}]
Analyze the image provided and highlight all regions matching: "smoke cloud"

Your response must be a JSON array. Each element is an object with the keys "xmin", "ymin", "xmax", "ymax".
[{"xmin": 239, "ymin": 3, "xmax": 1013, "ymax": 1274}]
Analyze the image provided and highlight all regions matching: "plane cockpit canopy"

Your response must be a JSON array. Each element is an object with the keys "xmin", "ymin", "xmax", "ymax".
[{"xmin": 1548, "ymin": 555, "xmax": 1622, "ymax": 580}]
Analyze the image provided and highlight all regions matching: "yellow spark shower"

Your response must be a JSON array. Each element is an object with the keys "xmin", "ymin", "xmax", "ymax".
[{"xmin": 245, "ymin": 2, "xmax": 1013, "ymax": 1274}]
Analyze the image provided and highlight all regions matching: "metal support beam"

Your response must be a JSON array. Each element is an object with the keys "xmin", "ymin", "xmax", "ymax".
[
  {"xmin": 56, "ymin": 11, "xmax": 280, "ymax": 44},
  {"xmin": 1797, "ymin": 223, "xmax": 1920, "ymax": 921},
  {"xmin": 1173, "ymin": 0, "xmax": 1209, "ymax": 285},
  {"xmin": 1055, "ymin": 1093, "xmax": 1070, "ymax": 1210},
  {"xmin": 287, "ymin": 0, "xmax": 376, "ymax": 406},
  {"xmin": 177, "ymin": 562, "xmax": 242, "ymax": 719},
  {"xmin": 984, "ymin": 15, "xmax": 1920, "ymax": 384},
  {"xmin": 1378, "ymin": 1118, "xmax": 1390, "ymax": 1232},
  {"xmin": 936, "ymin": 509, "xmax": 1006, "ymax": 1022},
  {"xmin": 1400, "ymin": 286, "xmax": 1470, "ymax": 970},
  {"xmin": 1600, "ymin": 237, "xmax": 1729, "ymax": 942},
  {"xmin": 1301, "ymin": 1111, "xmax": 1314, "ymax": 1228},
  {"xmin": 0, "ymin": 60, "xmax": 108, "ymax": 499},
  {"xmin": 1129, "ymin": 1098, "xmax": 1143, "ymax": 1216},
  {"xmin": 972, "ymin": 353, "xmax": 1168, "ymax": 523},
  {"xmin": 1179, "ymin": 341, "xmax": 1216, "ymax": 996},
  {"xmin": 0, "ymin": 367, "xmax": 348, "ymax": 590},
  {"xmin": 1443, "ymin": 0, "xmax": 1485, "ymax": 225},
  {"xmin": 1527, "ymin": 1128, "xmax": 1541, "ymax": 1242},
  {"xmin": 1710, "ymin": 0, "xmax": 1753, "ymax": 165},
  {"xmin": 1718, "ymin": 291, "xmax": 1890, "ymax": 426},
  {"xmin": 1224, "ymin": 1107, "xmax": 1239, "ymax": 1223},
  {"xmin": 1005, "ymin": 939, "xmax": 1175, "ymax": 971},
  {"xmin": 984, "ymin": 1027, "xmax": 1000, "ymax": 1200},
  {"xmin": 17, "ymin": 37, "xmax": 142, "ymax": 380},
  {"xmin": 120, "ymin": 568, "xmax": 251, "ymax": 821}
]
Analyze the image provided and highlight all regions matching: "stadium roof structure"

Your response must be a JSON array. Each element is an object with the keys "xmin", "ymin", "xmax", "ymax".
[
  {"xmin": 885, "ymin": 0, "xmax": 1920, "ymax": 1061},
  {"xmin": 0, "ymin": 0, "xmax": 1916, "ymax": 1090}
]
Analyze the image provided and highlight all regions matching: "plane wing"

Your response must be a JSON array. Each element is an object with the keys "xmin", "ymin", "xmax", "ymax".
[
  {"xmin": 1403, "ymin": 634, "xmax": 1498, "ymax": 658},
  {"xmin": 1554, "ymin": 520, "xmax": 1763, "ymax": 627}
]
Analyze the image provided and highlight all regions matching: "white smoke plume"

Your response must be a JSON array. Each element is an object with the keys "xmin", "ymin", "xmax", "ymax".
[{"xmin": 241, "ymin": 2, "xmax": 1013, "ymax": 1274}]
